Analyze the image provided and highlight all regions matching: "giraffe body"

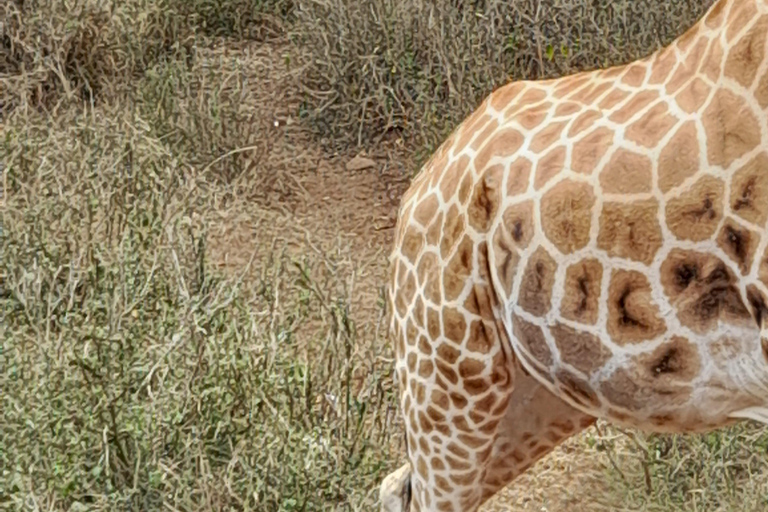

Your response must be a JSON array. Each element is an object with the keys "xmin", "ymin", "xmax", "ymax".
[{"xmin": 384, "ymin": 1, "xmax": 768, "ymax": 510}]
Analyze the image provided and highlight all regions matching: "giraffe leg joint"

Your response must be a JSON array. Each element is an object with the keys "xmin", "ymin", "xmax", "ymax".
[{"xmin": 380, "ymin": 463, "xmax": 411, "ymax": 512}]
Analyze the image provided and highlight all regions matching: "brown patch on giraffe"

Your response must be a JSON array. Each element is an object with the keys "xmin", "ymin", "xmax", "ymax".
[
  {"xmin": 439, "ymin": 155, "xmax": 469, "ymax": 201},
  {"xmin": 598, "ymin": 200, "xmax": 663, "ymax": 265},
  {"xmin": 461, "ymin": 378, "xmax": 491, "ymax": 396},
  {"xmin": 511, "ymin": 313, "xmax": 553, "ymax": 366},
  {"xmin": 598, "ymin": 89, "xmax": 631, "ymax": 110},
  {"xmin": 463, "ymin": 285, "xmax": 483, "ymax": 317},
  {"xmin": 567, "ymin": 109, "xmax": 602, "ymax": 138},
  {"xmin": 726, "ymin": 0, "xmax": 758, "ymax": 42},
  {"xmin": 466, "ymin": 319, "xmax": 496, "ymax": 355},
  {"xmin": 534, "ymin": 146, "xmax": 566, "ymax": 190},
  {"xmin": 427, "ymin": 307, "xmax": 442, "ymax": 340},
  {"xmin": 725, "ymin": 15, "xmax": 768, "ymax": 87},
  {"xmin": 746, "ymin": 284, "xmax": 768, "ymax": 329},
  {"xmin": 675, "ymin": 77, "xmax": 711, "ymax": 114},
  {"xmin": 458, "ymin": 357, "xmax": 485, "ymax": 379},
  {"xmin": 540, "ymin": 180, "xmax": 595, "ymax": 254},
  {"xmin": 702, "ymin": 88, "xmax": 761, "ymax": 168},
  {"xmin": 468, "ymin": 167, "xmax": 503, "ymax": 233},
  {"xmin": 418, "ymin": 436, "xmax": 431, "ymax": 456},
  {"xmin": 407, "ymin": 352, "xmax": 417, "ymax": 373},
  {"xmin": 419, "ymin": 252, "xmax": 442, "ymax": 305},
  {"xmin": 555, "ymin": 369, "xmax": 601, "ymax": 409},
  {"xmin": 419, "ymin": 359, "xmax": 435, "ymax": 379},
  {"xmin": 530, "ymin": 121, "xmax": 567, "ymax": 154},
  {"xmin": 730, "ymin": 152, "xmax": 768, "ymax": 227},
  {"xmin": 458, "ymin": 173, "xmax": 473, "ymax": 206},
  {"xmin": 501, "ymin": 200, "xmax": 535, "ymax": 249},
  {"xmin": 601, "ymin": 65, "xmax": 625, "ymax": 79},
  {"xmin": 702, "ymin": 38, "xmax": 725, "ymax": 81},
  {"xmin": 414, "ymin": 380, "xmax": 427, "ymax": 405},
  {"xmin": 418, "ymin": 333, "xmax": 433, "ymax": 356},
  {"xmin": 621, "ymin": 64, "xmax": 647, "ymax": 86},
  {"xmin": 440, "ymin": 204, "xmax": 465, "ymax": 259},
  {"xmin": 643, "ymin": 336, "xmax": 700, "ymax": 381},
  {"xmin": 665, "ymin": 175, "xmax": 724, "ymax": 242},
  {"xmin": 551, "ymin": 323, "xmax": 612, "ymax": 375},
  {"xmin": 400, "ymin": 225, "xmax": 425, "ymax": 263},
  {"xmin": 649, "ymin": 48, "xmax": 677, "ymax": 84},
  {"xmin": 406, "ymin": 318, "xmax": 419, "ymax": 346},
  {"xmin": 490, "ymin": 349, "xmax": 513, "ymax": 388},
  {"xmin": 490, "ymin": 82, "xmax": 526, "ymax": 111},
  {"xmin": 705, "ymin": 0, "xmax": 727, "ymax": 28},
  {"xmin": 429, "ymin": 389, "xmax": 451, "ymax": 411},
  {"xmin": 609, "ymin": 90, "xmax": 659, "ymax": 124},
  {"xmin": 717, "ymin": 217, "xmax": 759, "ymax": 275},
  {"xmin": 555, "ymin": 102, "xmax": 581, "ymax": 117},
  {"xmin": 599, "ymin": 149, "xmax": 652, "ymax": 194},
  {"xmin": 450, "ymin": 392, "xmax": 468, "ymax": 409},
  {"xmin": 572, "ymin": 126, "xmax": 614, "ymax": 175},
  {"xmin": 396, "ymin": 332, "xmax": 406, "ymax": 361},
  {"xmin": 442, "ymin": 306, "xmax": 468, "ymax": 346},
  {"xmin": 625, "ymin": 102, "xmax": 678, "ymax": 148},
  {"xmin": 561, "ymin": 258, "xmax": 603, "ymax": 325},
  {"xmin": 506, "ymin": 157, "xmax": 532, "ymax": 196},
  {"xmin": 660, "ymin": 248, "xmax": 753, "ymax": 333},
  {"xmin": 516, "ymin": 103, "xmax": 552, "ymax": 131},
  {"xmin": 518, "ymin": 246, "xmax": 557, "ymax": 316},
  {"xmin": 474, "ymin": 128, "xmax": 525, "ymax": 172},
  {"xmin": 607, "ymin": 270, "xmax": 667, "ymax": 345},
  {"xmin": 444, "ymin": 235, "xmax": 473, "ymax": 301},
  {"xmin": 658, "ymin": 121, "xmax": 700, "ymax": 193}
]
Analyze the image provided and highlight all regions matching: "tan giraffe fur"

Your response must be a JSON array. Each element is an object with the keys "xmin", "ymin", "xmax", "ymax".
[{"xmin": 382, "ymin": 0, "xmax": 768, "ymax": 510}]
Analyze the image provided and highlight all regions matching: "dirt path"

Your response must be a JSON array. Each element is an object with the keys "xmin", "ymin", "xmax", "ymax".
[{"xmin": 203, "ymin": 38, "xmax": 623, "ymax": 512}]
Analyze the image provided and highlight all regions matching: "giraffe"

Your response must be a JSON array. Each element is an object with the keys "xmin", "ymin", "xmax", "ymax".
[{"xmin": 382, "ymin": 0, "xmax": 768, "ymax": 510}]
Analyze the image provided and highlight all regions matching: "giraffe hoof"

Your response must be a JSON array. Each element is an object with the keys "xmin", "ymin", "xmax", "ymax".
[{"xmin": 380, "ymin": 463, "xmax": 411, "ymax": 512}]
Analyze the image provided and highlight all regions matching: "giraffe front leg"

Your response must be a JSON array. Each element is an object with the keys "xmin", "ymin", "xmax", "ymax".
[
  {"xmin": 388, "ymin": 304, "xmax": 518, "ymax": 512},
  {"xmin": 478, "ymin": 364, "xmax": 596, "ymax": 504}
]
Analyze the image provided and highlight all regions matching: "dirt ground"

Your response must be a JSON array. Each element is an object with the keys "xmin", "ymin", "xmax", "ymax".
[{"xmin": 203, "ymin": 39, "xmax": 624, "ymax": 512}]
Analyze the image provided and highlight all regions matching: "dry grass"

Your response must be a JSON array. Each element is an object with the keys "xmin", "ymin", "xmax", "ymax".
[
  {"xmin": 3, "ymin": 1, "xmax": 768, "ymax": 511},
  {"xmin": 1, "ymin": 58, "xmax": 401, "ymax": 512},
  {"xmin": 294, "ymin": 0, "xmax": 715, "ymax": 154}
]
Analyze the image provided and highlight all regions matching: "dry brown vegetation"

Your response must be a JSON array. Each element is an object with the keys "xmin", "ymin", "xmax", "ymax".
[{"xmin": 2, "ymin": 0, "xmax": 768, "ymax": 511}]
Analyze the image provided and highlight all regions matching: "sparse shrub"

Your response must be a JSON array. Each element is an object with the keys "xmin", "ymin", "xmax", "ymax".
[
  {"xmin": 294, "ymin": 0, "xmax": 715, "ymax": 154},
  {"xmin": 0, "ymin": 0, "xmax": 194, "ymax": 112},
  {"xmin": 0, "ymin": 106, "xmax": 399, "ymax": 511},
  {"xmin": 172, "ymin": 0, "xmax": 295, "ymax": 39},
  {"xmin": 596, "ymin": 423, "xmax": 768, "ymax": 511}
]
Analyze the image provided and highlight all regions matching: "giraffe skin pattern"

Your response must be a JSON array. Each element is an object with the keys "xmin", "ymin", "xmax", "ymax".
[{"xmin": 382, "ymin": 0, "xmax": 768, "ymax": 510}]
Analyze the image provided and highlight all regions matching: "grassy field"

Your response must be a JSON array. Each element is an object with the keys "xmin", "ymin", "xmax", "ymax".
[{"xmin": 2, "ymin": 0, "xmax": 768, "ymax": 511}]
